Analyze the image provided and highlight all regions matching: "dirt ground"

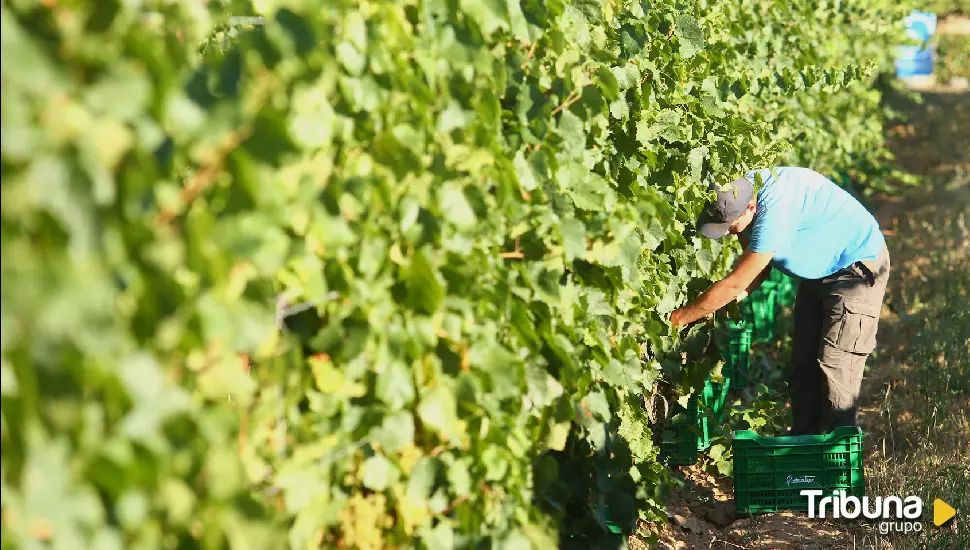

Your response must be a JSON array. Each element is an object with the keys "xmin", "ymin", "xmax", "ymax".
[{"xmin": 637, "ymin": 21, "xmax": 970, "ymax": 550}]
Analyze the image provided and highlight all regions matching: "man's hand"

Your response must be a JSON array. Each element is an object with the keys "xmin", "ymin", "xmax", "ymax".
[
  {"xmin": 669, "ymin": 309, "xmax": 688, "ymax": 328},
  {"xmin": 668, "ymin": 248, "xmax": 774, "ymax": 328},
  {"xmin": 670, "ymin": 310, "xmax": 713, "ymax": 328}
]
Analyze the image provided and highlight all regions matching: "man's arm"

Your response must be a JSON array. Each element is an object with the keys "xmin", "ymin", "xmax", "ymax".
[
  {"xmin": 727, "ymin": 233, "xmax": 771, "ymax": 301},
  {"xmin": 736, "ymin": 264, "xmax": 773, "ymax": 302},
  {"xmin": 670, "ymin": 248, "xmax": 774, "ymax": 327}
]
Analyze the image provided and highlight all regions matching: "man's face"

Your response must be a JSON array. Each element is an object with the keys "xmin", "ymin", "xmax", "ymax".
[{"xmin": 725, "ymin": 203, "xmax": 756, "ymax": 236}]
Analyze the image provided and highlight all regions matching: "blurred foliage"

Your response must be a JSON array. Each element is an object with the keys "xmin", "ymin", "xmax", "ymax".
[
  {"xmin": 921, "ymin": 0, "xmax": 970, "ymax": 15},
  {"xmin": 0, "ymin": 0, "xmax": 916, "ymax": 548},
  {"xmin": 935, "ymin": 34, "xmax": 970, "ymax": 82}
]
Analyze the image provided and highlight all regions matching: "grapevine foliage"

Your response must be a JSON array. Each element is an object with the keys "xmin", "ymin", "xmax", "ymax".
[
  {"xmin": 922, "ymin": 0, "xmax": 970, "ymax": 14},
  {"xmin": 0, "ymin": 0, "xmax": 914, "ymax": 548}
]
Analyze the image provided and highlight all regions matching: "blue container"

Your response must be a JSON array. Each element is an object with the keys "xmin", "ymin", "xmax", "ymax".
[
  {"xmin": 895, "ymin": 10, "xmax": 937, "ymax": 78},
  {"xmin": 904, "ymin": 11, "xmax": 937, "ymax": 43},
  {"xmin": 895, "ymin": 46, "xmax": 935, "ymax": 77}
]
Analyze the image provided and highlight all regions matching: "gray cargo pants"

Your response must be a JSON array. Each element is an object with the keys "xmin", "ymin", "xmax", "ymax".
[{"xmin": 788, "ymin": 245, "xmax": 891, "ymax": 435}]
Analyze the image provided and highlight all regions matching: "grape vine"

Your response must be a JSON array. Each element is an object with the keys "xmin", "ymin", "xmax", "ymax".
[{"xmin": 0, "ymin": 0, "xmax": 915, "ymax": 548}]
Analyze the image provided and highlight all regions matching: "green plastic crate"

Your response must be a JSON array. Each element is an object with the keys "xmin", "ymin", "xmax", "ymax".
[
  {"xmin": 659, "ymin": 399, "xmax": 701, "ymax": 466},
  {"xmin": 696, "ymin": 413, "xmax": 712, "ymax": 452},
  {"xmin": 661, "ymin": 373, "xmax": 737, "ymax": 460},
  {"xmin": 784, "ymin": 274, "xmax": 797, "ymax": 302},
  {"xmin": 733, "ymin": 427, "xmax": 865, "ymax": 515},
  {"xmin": 697, "ymin": 377, "xmax": 730, "ymax": 452},
  {"xmin": 702, "ymin": 376, "xmax": 732, "ymax": 426},
  {"xmin": 760, "ymin": 281, "xmax": 780, "ymax": 301},
  {"xmin": 718, "ymin": 320, "xmax": 752, "ymax": 381},
  {"xmin": 769, "ymin": 270, "xmax": 797, "ymax": 308},
  {"xmin": 659, "ymin": 376, "xmax": 731, "ymax": 459},
  {"xmin": 742, "ymin": 288, "xmax": 778, "ymax": 344},
  {"xmin": 603, "ymin": 505, "xmax": 624, "ymax": 534}
]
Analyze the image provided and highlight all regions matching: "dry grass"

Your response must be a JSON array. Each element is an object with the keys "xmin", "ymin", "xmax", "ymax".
[{"xmin": 851, "ymin": 88, "xmax": 970, "ymax": 549}]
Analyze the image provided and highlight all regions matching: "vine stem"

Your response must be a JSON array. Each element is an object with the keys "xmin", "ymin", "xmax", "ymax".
[
  {"xmin": 551, "ymin": 77, "xmax": 595, "ymax": 116},
  {"xmin": 441, "ymin": 496, "xmax": 470, "ymax": 515},
  {"xmin": 500, "ymin": 236, "xmax": 524, "ymax": 259},
  {"xmin": 156, "ymin": 125, "xmax": 252, "ymax": 225},
  {"xmin": 520, "ymin": 40, "xmax": 538, "ymax": 69},
  {"xmin": 157, "ymin": 72, "xmax": 275, "ymax": 226},
  {"xmin": 551, "ymin": 90, "xmax": 581, "ymax": 116}
]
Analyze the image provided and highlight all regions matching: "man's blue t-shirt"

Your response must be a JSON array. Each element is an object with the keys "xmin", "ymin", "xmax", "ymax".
[{"xmin": 742, "ymin": 167, "xmax": 885, "ymax": 280}]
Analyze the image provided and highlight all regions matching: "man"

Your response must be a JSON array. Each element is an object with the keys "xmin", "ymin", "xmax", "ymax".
[{"xmin": 669, "ymin": 167, "xmax": 890, "ymax": 436}]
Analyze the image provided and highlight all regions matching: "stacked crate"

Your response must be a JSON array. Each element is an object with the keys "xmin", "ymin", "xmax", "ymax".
[{"xmin": 659, "ymin": 271, "xmax": 801, "ymax": 466}]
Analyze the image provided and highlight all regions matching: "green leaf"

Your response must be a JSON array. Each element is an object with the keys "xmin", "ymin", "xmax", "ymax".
[
  {"xmin": 0, "ymin": 360, "xmax": 18, "ymax": 396},
  {"xmin": 83, "ymin": 64, "xmax": 151, "ymax": 121},
  {"xmin": 119, "ymin": 354, "xmax": 192, "ymax": 439},
  {"xmin": 546, "ymin": 422, "xmax": 570, "ymax": 451},
  {"xmin": 446, "ymin": 458, "xmax": 473, "ymax": 497},
  {"xmin": 500, "ymin": 530, "xmax": 533, "ymax": 550},
  {"xmin": 482, "ymin": 447, "xmax": 509, "ymax": 481},
  {"xmin": 677, "ymin": 394, "xmax": 691, "ymax": 409},
  {"xmin": 508, "ymin": 0, "xmax": 540, "ymax": 42},
  {"xmin": 335, "ymin": 42, "xmax": 367, "ymax": 75},
  {"xmin": 160, "ymin": 479, "xmax": 196, "ymax": 526},
  {"xmin": 560, "ymin": 218, "xmax": 587, "ymax": 261},
  {"xmin": 438, "ymin": 183, "xmax": 476, "ymax": 230},
  {"xmin": 459, "ymin": 0, "xmax": 510, "ymax": 35},
  {"xmin": 643, "ymin": 218, "xmax": 666, "ymax": 251},
  {"xmin": 696, "ymin": 249, "xmax": 714, "ymax": 275},
  {"xmin": 422, "ymin": 522, "xmax": 455, "ymax": 550},
  {"xmin": 376, "ymin": 362, "xmax": 415, "ymax": 410},
  {"xmin": 405, "ymin": 250, "xmax": 445, "ymax": 314},
  {"xmin": 469, "ymin": 342, "xmax": 523, "ymax": 399},
  {"xmin": 610, "ymin": 97, "xmax": 630, "ymax": 120},
  {"xmin": 0, "ymin": 10, "xmax": 64, "ymax": 94},
  {"xmin": 514, "ymin": 150, "xmax": 538, "ymax": 191},
  {"xmin": 400, "ymin": 195, "xmax": 421, "ymax": 238},
  {"xmin": 584, "ymin": 391, "xmax": 611, "ymax": 421},
  {"xmin": 372, "ymin": 411, "xmax": 415, "ymax": 453},
  {"xmin": 688, "ymin": 146, "xmax": 708, "ymax": 184},
  {"xmin": 557, "ymin": 110, "xmax": 586, "ymax": 155},
  {"xmin": 637, "ymin": 109, "xmax": 684, "ymax": 144},
  {"xmin": 596, "ymin": 65, "xmax": 620, "ymax": 101},
  {"xmin": 289, "ymin": 84, "xmax": 336, "ymax": 148},
  {"xmin": 570, "ymin": 173, "xmax": 609, "ymax": 211},
  {"xmin": 437, "ymin": 101, "xmax": 473, "ymax": 135},
  {"xmin": 205, "ymin": 447, "xmax": 246, "ymax": 500},
  {"xmin": 343, "ymin": 11, "xmax": 368, "ymax": 51},
  {"xmin": 417, "ymin": 387, "xmax": 459, "ymax": 440},
  {"xmin": 407, "ymin": 457, "xmax": 440, "ymax": 499},
  {"xmin": 362, "ymin": 455, "xmax": 398, "ymax": 491},
  {"xmin": 709, "ymin": 444, "xmax": 725, "ymax": 461},
  {"xmin": 116, "ymin": 490, "xmax": 150, "ymax": 530},
  {"xmin": 91, "ymin": 528, "xmax": 124, "ymax": 550},
  {"xmin": 676, "ymin": 15, "xmax": 706, "ymax": 58}
]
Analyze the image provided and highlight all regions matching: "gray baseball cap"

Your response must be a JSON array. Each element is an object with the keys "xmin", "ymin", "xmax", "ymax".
[{"xmin": 695, "ymin": 177, "xmax": 755, "ymax": 239}]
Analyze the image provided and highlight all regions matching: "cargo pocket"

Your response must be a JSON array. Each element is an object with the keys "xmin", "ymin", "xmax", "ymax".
[{"xmin": 837, "ymin": 300, "xmax": 880, "ymax": 354}]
